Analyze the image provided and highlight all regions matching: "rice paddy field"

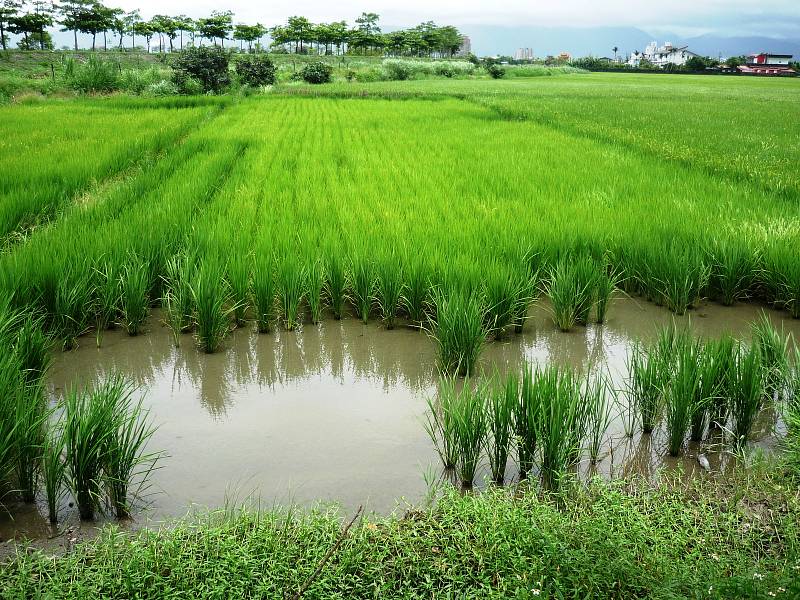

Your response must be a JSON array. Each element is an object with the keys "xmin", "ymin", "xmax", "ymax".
[{"xmin": 1, "ymin": 72, "xmax": 800, "ymax": 598}]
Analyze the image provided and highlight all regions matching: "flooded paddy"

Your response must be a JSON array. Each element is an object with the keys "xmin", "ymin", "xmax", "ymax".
[{"xmin": 1, "ymin": 297, "xmax": 798, "ymax": 549}]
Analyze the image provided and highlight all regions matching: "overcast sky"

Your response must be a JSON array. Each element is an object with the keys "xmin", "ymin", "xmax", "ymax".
[{"xmin": 110, "ymin": 0, "xmax": 799, "ymax": 38}]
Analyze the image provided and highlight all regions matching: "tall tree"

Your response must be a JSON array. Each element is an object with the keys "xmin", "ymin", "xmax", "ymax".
[
  {"xmin": 173, "ymin": 14, "xmax": 193, "ymax": 49},
  {"xmin": 122, "ymin": 9, "xmax": 139, "ymax": 48},
  {"xmin": 0, "ymin": 0, "xmax": 22, "ymax": 51},
  {"xmin": 197, "ymin": 10, "xmax": 231, "ymax": 47}
]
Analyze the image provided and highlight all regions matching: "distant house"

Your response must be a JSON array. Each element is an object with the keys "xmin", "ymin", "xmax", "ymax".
[
  {"xmin": 629, "ymin": 41, "xmax": 698, "ymax": 67},
  {"xmin": 737, "ymin": 53, "xmax": 795, "ymax": 75},
  {"xmin": 456, "ymin": 36, "xmax": 472, "ymax": 57}
]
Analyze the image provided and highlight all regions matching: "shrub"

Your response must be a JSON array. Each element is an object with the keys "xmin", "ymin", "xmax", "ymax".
[
  {"xmin": 235, "ymin": 55, "xmax": 277, "ymax": 87},
  {"xmin": 172, "ymin": 47, "xmax": 231, "ymax": 94},
  {"xmin": 487, "ymin": 64, "xmax": 506, "ymax": 79},
  {"xmin": 300, "ymin": 61, "xmax": 333, "ymax": 85},
  {"xmin": 68, "ymin": 55, "xmax": 120, "ymax": 93}
]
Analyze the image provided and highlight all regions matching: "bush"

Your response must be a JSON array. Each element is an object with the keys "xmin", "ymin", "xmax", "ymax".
[
  {"xmin": 172, "ymin": 46, "xmax": 231, "ymax": 94},
  {"xmin": 235, "ymin": 55, "xmax": 277, "ymax": 87},
  {"xmin": 68, "ymin": 55, "xmax": 120, "ymax": 93},
  {"xmin": 487, "ymin": 64, "xmax": 506, "ymax": 79},
  {"xmin": 300, "ymin": 61, "xmax": 333, "ymax": 84},
  {"xmin": 119, "ymin": 67, "xmax": 168, "ymax": 95}
]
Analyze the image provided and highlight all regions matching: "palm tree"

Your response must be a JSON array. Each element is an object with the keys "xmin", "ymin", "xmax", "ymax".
[{"xmin": 612, "ymin": 46, "xmax": 619, "ymax": 62}]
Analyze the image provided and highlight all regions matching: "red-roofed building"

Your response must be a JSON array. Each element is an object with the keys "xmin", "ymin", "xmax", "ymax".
[{"xmin": 737, "ymin": 53, "xmax": 796, "ymax": 75}]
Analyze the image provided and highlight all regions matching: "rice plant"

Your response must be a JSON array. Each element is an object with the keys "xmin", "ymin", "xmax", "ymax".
[
  {"xmin": 404, "ymin": 256, "xmax": 430, "ymax": 327},
  {"xmin": 162, "ymin": 254, "xmax": 195, "ymax": 346},
  {"xmin": 42, "ymin": 421, "xmax": 67, "ymax": 524},
  {"xmin": 277, "ymin": 258, "xmax": 306, "ymax": 331},
  {"xmin": 515, "ymin": 364, "xmax": 539, "ymax": 478},
  {"xmin": 710, "ymin": 238, "xmax": 757, "ymax": 306},
  {"xmin": 483, "ymin": 264, "xmax": 519, "ymax": 338},
  {"xmin": 12, "ymin": 381, "xmax": 47, "ymax": 503},
  {"xmin": 664, "ymin": 338, "xmax": 702, "ymax": 456},
  {"xmin": 305, "ymin": 259, "xmax": 326, "ymax": 325},
  {"xmin": 627, "ymin": 342, "xmax": 665, "ymax": 433},
  {"xmin": 511, "ymin": 266, "xmax": 540, "ymax": 334},
  {"xmin": 729, "ymin": 343, "xmax": 764, "ymax": 448},
  {"xmin": 751, "ymin": 312, "xmax": 790, "ymax": 401},
  {"xmin": 584, "ymin": 375, "xmax": 612, "ymax": 464},
  {"xmin": 120, "ymin": 257, "xmax": 150, "ymax": 336},
  {"xmin": 326, "ymin": 254, "xmax": 348, "ymax": 321},
  {"xmin": 252, "ymin": 260, "xmax": 276, "ymax": 333},
  {"xmin": 535, "ymin": 365, "xmax": 586, "ymax": 490},
  {"xmin": 594, "ymin": 266, "xmax": 620, "ymax": 324},
  {"xmin": 705, "ymin": 334, "xmax": 736, "ymax": 429},
  {"xmin": 64, "ymin": 384, "xmax": 114, "ymax": 520},
  {"xmin": 93, "ymin": 262, "xmax": 120, "ymax": 343},
  {"xmin": 226, "ymin": 254, "xmax": 251, "ymax": 328},
  {"xmin": 191, "ymin": 262, "xmax": 233, "ymax": 353},
  {"xmin": 14, "ymin": 315, "xmax": 51, "ymax": 385},
  {"xmin": 450, "ymin": 380, "xmax": 488, "ymax": 487},
  {"xmin": 99, "ymin": 377, "xmax": 159, "ymax": 519},
  {"xmin": 431, "ymin": 289, "xmax": 487, "ymax": 377},
  {"xmin": 486, "ymin": 373, "xmax": 517, "ymax": 484},
  {"xmin": 350, "ymin": 258, "xmax": 375, "ymax": 325},
  {"xmin": 547, "ymin": 257, "xmax": 595, "ymax": 332},
  {"xmin": 54, "ymin": 270, "xmax": 94, "ymax": 350},
  {"xmin": 423, "ymin": 377, "xmax": 458, "ymax": 470},
  {"xmin": 783, "ymin": 349, "xmax": 800, "ymax": 473},
  {"xmin": 374, "ymin": 256, "xmax": 405, "ymax": 330},
  {"xmin": 659, "ymin": 249, "xmax": 710, "ymax": 316}
]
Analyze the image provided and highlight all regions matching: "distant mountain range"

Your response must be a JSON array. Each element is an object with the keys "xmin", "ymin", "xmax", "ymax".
[{"xmin": 462, "ymin": 26, "xmax": 800, "ymax": 59}]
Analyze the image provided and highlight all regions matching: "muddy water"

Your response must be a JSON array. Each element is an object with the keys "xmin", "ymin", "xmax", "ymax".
[{"xmin": 1, "ymin": 297, "xmax": 798, "ymax": 548}]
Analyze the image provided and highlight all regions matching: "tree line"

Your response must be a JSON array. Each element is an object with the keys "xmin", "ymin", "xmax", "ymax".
[{"xmin": 0, "ymin": 1, "xmax": 466, "ymax": 57}]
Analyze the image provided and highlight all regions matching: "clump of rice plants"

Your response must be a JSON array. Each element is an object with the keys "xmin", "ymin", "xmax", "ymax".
[
  {"xmin": 658, "ymin": 248, "xmax": 709, "ymax": 315},
  {"xmin": 277, "ymin": 258, "xmax": 306, "ymax": 331},
  {"xmin": 706, "ymin": 334, "xmax": 736, "ymax": 430},
  {"xmin": 450, "ymin": 380, "xmax": 488, "ymax": 487},
  {"xmin": 252, "ymin": 259, "xmax": 276, "ymax": 333},
  {"xmin": 511, "ymin": 266, "xmax": 540, "ymax": 333},
  {"xmin": 6, "ymin": 376, "xmax": 47, "ymax": 503},
  {"xmin": 761, "ymin": 242, "xmax": 800, "ymax": 318},
  {"xmin": 191, "ymin": 261, "xmax": 233, "ymax": 353},
  {"xmin": 226, "ymin": 254, "xmax": 251, "ymax": 328},
  {"xmin": 709, "ymin": 238, "xmax": 757, "ymax": 306},
  {"xmin": 751, "ymin": 312, "xmax": 790, "ymax": 401},
  {"xmin": 41, "ymin": 423, "xmax": 67, "ymax": 524},
  {"xmin": 350, "ymin": 258, "xmax": 375, "ymax": 325},
  {"xmin": 63, "ymin": 375, "xmax": 159, "ymax": 520},
  {"xmin": 729, "ymin": 343, "xmax": 764, "ymax": 448},
  {"xmin": 64, "ymin": 384, "xmax": 113, "ymax": 520},
  {"xmin": 431, "ymin": 289, "xmax": 487, "ymax": 377},
  {"xmin": 119, "ymin": 257, "xmax": 150, "ymax": 336},
  {"xmin": 375, "ymin": 256, "xmax": 405, "ymax": 330},
  {"xmin": 305, "ymin": 259, "xmax": 326, "ymax": 325},
  {"xmin": 514, "ymin": 365, "xmax": 539, "ymax": 478},
  {"xmin": 483, "ymin": 264, "xmax": 520, "ymax": 339},
  {"xmin": 584, "ymin": 375, "xmax": 612, "ymax": 464},
  {"xmin": 664, "ymin": 337, "xmax": 702, "ymax": 456},
  {"xmin": 162, "ymin": 253, "xmax": 195, "ymax": 346},
  {"xmin": 424, "ymin": 377, "xmax": 459, "ymax": 471},
  {"xmin": 547, "ymin": 256, "xmax": 595, "ymax": 332},
  {"xmin": 535, "ymin": 365, "xmax": 586, "ymax": 489},
  {"xmin": 93, "ymin": 262, "xmax": 120, "ymax": 345},
  {"xmin": 594, "ymin": 265, "xmax": 620, "ymax": 324},
  {"xmin": 99, "ymin": 376, "xmax": 159, "ymax": 518},
  {"xmin": 14, "ymin": 315, "xmax": 51, "ymax": 384},
  {"xmin": 404, "ymin": 255, "xmax": 430, "ymax": 328},
  {"xmin": 486, "ymin": 373, "xmax": 516, "ymax": 484},
  {"xmin": 326, "ymin": 254, "xmax": 348, "ymax": 321},
  {"xmin": 626, "ymin": 342, "xmax": 666, "ymax": 434},
  {"xmin": 54, "ymin": 269, "xmax": 94, "ymax": 350},
  {"xmin": 783, "ymin": 349, "xmax": 800, "ymax": 473}
]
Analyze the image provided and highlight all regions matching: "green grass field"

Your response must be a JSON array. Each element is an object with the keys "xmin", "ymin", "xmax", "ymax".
[{"xmin": 1, "ymin": 73, "xmax": 799, "ymax": 341}]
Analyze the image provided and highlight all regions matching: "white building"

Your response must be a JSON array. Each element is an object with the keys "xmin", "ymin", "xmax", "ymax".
[
  {"xmin": 514, "ymin": 48, "xmax": 534, "ymax": 60},
  {"xmin": 456, "ymin": 36, "xmax": 472, "ymax": 57},
  {"xmin": 628, "ymin": 41, "xmax": 698, "ymax": 67}
]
